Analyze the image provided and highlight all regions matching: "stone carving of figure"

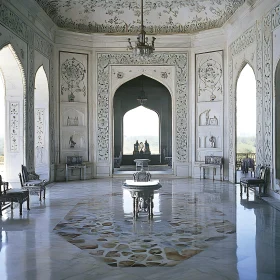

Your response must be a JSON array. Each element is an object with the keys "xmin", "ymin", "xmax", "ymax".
[
  {"xmin": 209, "ymin": 136, "xmax": 215, "ymax": 148},
  {"xmin": 69, "ymin": 135, "xmax": 76, "ymax": 148},
  {"xmin": 139, "ymin": 142, "xmax": 144, "ymax": 154},
  {"xmin": 133, "ymin": 140, "xmax": 139, "ymax": 154},
  {"xmin": 144, "ymin": 140, "xmax": 151, "ymax": 154}
]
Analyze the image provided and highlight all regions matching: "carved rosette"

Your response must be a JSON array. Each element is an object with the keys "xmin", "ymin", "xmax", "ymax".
[{"xmin": 97, "ymin": 53, "xmax": 188, "ymax": 162}]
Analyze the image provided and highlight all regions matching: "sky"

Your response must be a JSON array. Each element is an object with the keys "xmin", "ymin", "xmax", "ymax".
[
  {"xmin": 236, "ymin": 64, "xmax": 256, "ymax": 137},
  {"xmin": 123, "ymin": 105, "xmax": 159, "ymax": 137}
]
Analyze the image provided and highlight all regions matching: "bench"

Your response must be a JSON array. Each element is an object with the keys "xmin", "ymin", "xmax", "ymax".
[
  {"xmin": 199, "ymin": 156, "xmax": 223, "ymax": 181},
  {"xmin": 0, "ymin": 175, "xmax": 30, "ymax": 216}
]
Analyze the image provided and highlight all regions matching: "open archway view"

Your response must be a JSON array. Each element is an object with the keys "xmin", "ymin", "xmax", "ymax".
[
  {"xmin": 0, "ymin": 44, "xmax": 25, "ymax": 182},
  {"xmin": 123, "ymin": 105, "xmax": 159, "ymax": 154},
  {"xmin": 235, "ymin": 64, "xmax": 256, "ymax": 182},
  {"xmin": 34, "ymin": 66, "xmax": 50, "ymax": 180},
  {"xmin": 113, "ymin": 75, "xmax": 172, "ymax": 173}
]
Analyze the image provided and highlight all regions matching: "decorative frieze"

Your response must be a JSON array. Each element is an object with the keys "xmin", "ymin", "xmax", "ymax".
[
  {"xmin": 256, "ymin": 19, "xmax": 263, "ymax": 166},
  {"xmin": 263, "ymin": 12, "xmax": 273, "ymax": 167},
  {"xmin": 0, "ymin": 2, "xmax": 28, "ymax": 42},
  {"xmin": 26, "ymin": 29, "xmax": 35, "ymax": 171},
  {"xmin": 34, "ymin": 33, "xmax": 52, "ymax": 58},
  {"xmin": 229, "ymin": 25, "xmax": 256, "ymax": 57}
]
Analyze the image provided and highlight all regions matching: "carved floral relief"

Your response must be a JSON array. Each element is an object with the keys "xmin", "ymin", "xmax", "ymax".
[{"xmin": 34, "ymin": 0, "xmax": 245, "ymax": 34}]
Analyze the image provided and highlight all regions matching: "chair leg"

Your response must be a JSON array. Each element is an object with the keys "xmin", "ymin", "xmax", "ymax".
[
  {"xmin": 39, "ymin": 190, "xmax": 42, "ymax": 201},
  {"xmin": 19, "ymin": 202, "xmax": 22, "ymax": 215},
  {"xmin": 247, "ymin": 186, "xmax": 249, "ymax": 199},
  {"xmin": 27, "ymin": 195, "xmax": 30, "ymax": 210},
  {"xmin": 43, "ymin": 188, "xmax": 46, "ymax": 199}
]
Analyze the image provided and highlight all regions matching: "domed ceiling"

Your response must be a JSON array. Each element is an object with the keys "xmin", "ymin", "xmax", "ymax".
[{"xmin": 35, "ymin": 0, "xmax": 246, "ymax": 34}]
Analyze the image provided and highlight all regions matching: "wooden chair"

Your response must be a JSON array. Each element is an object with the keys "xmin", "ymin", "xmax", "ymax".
[
  {"xmin": 21, "ymin": 165, "xmax": 40, "ymax": 182},
  {"xmin": 240, "ymin": 165, "xmax": 269, "ymax": 198},
  {"xmin": 18, "ymin": 173, "xmax": 46, "ymax": 201},
  {"xmin": 0, "ymin": 175, "xmax": 30, "ymax": 216}
]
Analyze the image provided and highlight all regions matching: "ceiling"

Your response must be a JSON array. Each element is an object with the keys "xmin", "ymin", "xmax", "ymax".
[{"xmin": 34, "ymin": 0, "xmax": 246, "ymax": 35}]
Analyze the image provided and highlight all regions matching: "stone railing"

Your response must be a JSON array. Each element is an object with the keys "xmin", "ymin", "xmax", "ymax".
[{"xmin": 236, "ymin": 153, "xmax": 256, "ymax": 169}]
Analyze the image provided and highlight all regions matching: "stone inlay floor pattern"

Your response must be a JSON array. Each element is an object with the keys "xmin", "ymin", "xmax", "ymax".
[{"xmin": 54, "ymin": 182, "xmax": 235, "ymax": 267}]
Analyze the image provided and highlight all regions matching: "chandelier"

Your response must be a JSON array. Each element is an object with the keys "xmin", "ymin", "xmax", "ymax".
[
  {"xmin": 137, "ymin": 76, "xmax": 148, "ymax": 105},
  {"xmin": 127, "ymin": 0, "xmax": 156, "ymax": 57}
]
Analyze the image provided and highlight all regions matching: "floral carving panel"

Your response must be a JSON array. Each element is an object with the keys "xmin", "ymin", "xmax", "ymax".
[
  {"xmin": 9, "ymin": 102, "xmax": 19, "ymax": 152},
  {"xmin": 34, "ymin": 0, "xmax": 245, "ymax": 34},
  {"xmin": 196, "ymin": 51, "xmax": 223, "ymax": 103},
  {"xmin": 97, "ymin": 53, "xmax": 188, "ymax": 162},
  {"xmin": 263, "ymin": 12, "xmax": 273, "ymax": 167},
  {"xmin": 60, "ymin": 52, "xmax": 88, "ymax": 103}
]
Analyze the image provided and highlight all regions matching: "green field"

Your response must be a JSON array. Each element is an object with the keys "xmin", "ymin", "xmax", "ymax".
[{"xmin": 236, "ymin": 136, "xmax": 256, "ymax": 153}]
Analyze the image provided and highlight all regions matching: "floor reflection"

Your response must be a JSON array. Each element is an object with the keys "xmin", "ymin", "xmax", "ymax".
[
  {"xmin": 0, "ymin": 179, "xmax": 279, "ymax": 279},
  {"xmin": 236, "ymin": 184, "xmax": 280, "ymax": 278},
  {"xmin": 54, "ymin": 180, "xmax": 236, "ymax": 267}
]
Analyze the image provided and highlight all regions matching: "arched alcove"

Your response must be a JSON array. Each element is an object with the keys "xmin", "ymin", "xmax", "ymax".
[
  {"xmin": 34, "ymin": 66, "xmax": 50, "ymax": 180},
  {"xmin": 236, "ymin": 64, "xmax": 256, "ymax": 181},
  {"xmin": 0, "ymin": 44, "xmax": 25, "ymax": 182},
  {"xmin": 113, "ymin": 75, "xmax": 172, "ymax": 167}
]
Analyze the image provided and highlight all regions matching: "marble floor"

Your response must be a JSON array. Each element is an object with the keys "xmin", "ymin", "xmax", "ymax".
[{"xmin": 0, "ymin": 177, "xmax": 280, "ymax": 280}]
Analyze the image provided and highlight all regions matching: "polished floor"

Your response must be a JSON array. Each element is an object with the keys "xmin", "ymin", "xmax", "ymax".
[{"xmin": 1, "ymin": 177, "xmax": 280, "ymax": 280}]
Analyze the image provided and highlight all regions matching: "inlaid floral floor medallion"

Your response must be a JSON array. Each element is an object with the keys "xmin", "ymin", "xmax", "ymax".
[{"xmin": 54, "ymin": 182, "xmax": 236, "ymax": 267}]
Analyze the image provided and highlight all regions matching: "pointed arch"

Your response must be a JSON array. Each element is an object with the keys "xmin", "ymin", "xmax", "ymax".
[
  {"xmin": 0, "ymin": 44, "xmax": 26, "ymax": 181},
  {"xmin": 112, "ymin": 72, "xmax": 173, "ymax": 100},
  {"xmin": 235, "ymin": 63, "xmax": 256, "ymax": 181},
  {"xmin": 34, "ymin": 65, "xmax": 50, "ymax": 180}
]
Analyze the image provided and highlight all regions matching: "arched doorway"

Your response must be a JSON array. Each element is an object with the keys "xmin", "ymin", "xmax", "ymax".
[
  {"xmin": 113, "ymin": 75, "xmax": 172, "ymax": 172},
  {"xmin": 274, "ymin": 60, "xmax": 280, "ymax": 193},
  {"xmin": 0, "ymin": 44, "xmax": 25, "ymax": 182},
  {"xmin": 235, "ymin": 64, "xmax": 256, "ymax": 182},
  {"xmin": 123, "ymin": 106, "xmax": 159, "ymax": 154},
  {"xmin": 34, "ymin": 66, "xmax": 50, "ymax": 180}
]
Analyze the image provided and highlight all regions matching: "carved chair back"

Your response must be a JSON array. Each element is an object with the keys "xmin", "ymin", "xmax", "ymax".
[
  {"xmin": 66, "ymin": 156, "xmax": 83, "ymax": 166},
  {"xmin": 205, "ymin": 156, "xmax": 223, "ymax": 165}
]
